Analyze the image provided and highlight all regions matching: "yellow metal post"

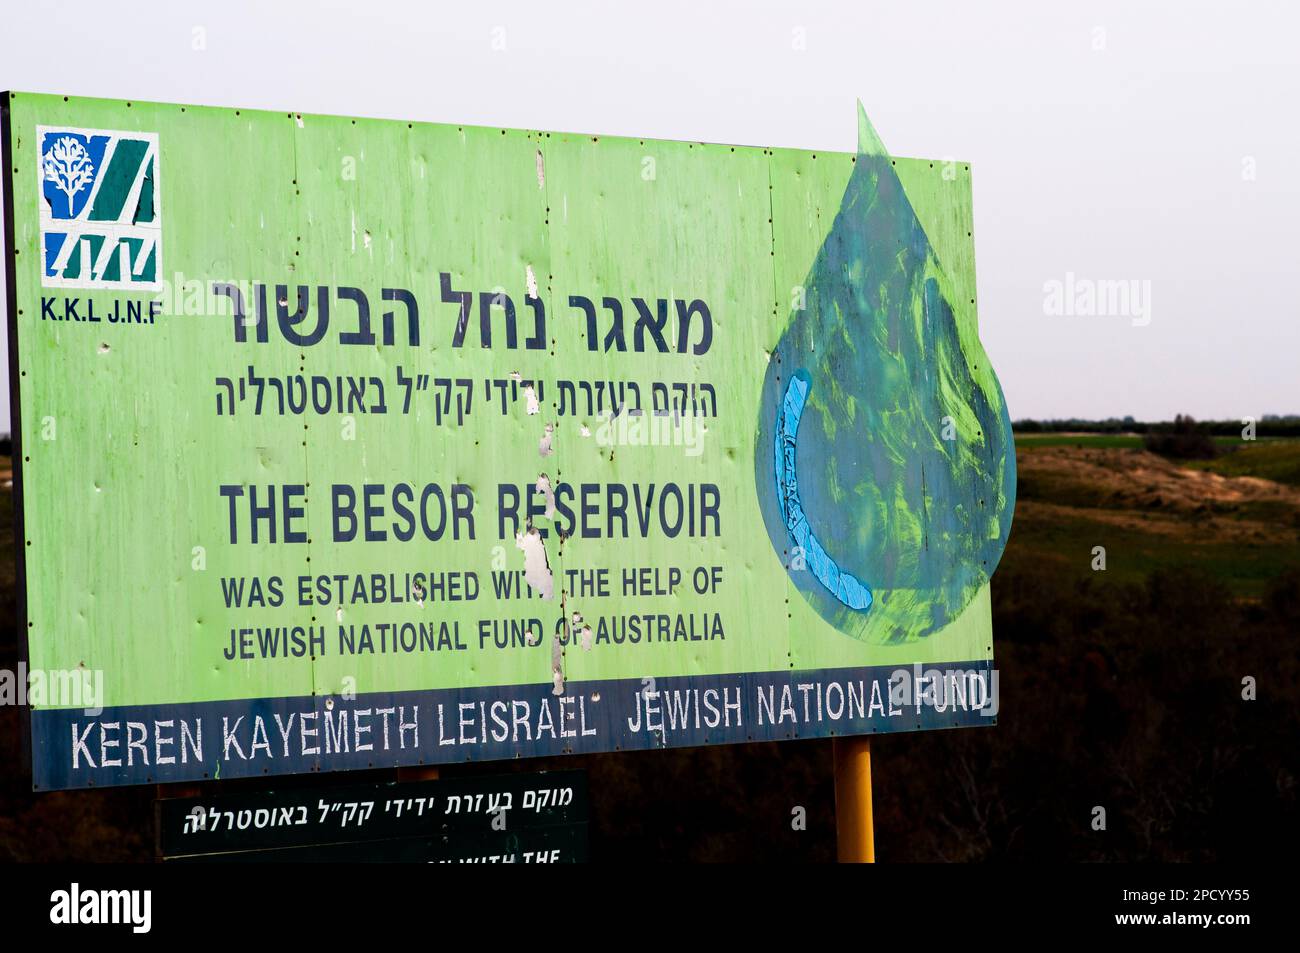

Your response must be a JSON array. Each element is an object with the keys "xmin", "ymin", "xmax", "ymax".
[{"xmin": 833, "ymin": 736, "xmax": 875, "ymax": 862}]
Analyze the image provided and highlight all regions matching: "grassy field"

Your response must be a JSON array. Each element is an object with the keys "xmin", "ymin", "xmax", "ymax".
[
  {"xmin": 1007, "ymin": 439, "xmax": 1300, "ymax": 598},
  {"xmin": 1014, "ymin": 432, "xmax": 1270, "ymax": 450},
  {"xmin": 1015, "ymin": 433, "xmax": 1147, "ymax": 449},
  {"xmin": 1184, "ymin": 439, "xmax": 1300, "ymax": 487}
]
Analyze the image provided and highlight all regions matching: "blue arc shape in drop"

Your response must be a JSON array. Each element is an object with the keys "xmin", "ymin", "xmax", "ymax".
[{"xmin": 773, "ymin": 369, "xmax": 874, "ymax": 612}]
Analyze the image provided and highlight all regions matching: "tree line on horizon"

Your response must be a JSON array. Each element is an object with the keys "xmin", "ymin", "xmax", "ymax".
[{"xmin": 1013, "ymin": 414, "xmax": 1300, "ymax": 438}]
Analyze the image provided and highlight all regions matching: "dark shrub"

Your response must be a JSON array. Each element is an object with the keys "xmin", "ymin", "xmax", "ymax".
[{"xmin": 1143, "ymin": 414, "xmax": 1218, "ymax": 459}]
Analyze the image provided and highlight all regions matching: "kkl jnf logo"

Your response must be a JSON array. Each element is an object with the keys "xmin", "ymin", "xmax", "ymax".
[{"xmin": 37, "ymin": 126, "xmax": 161, "ymax": 290}]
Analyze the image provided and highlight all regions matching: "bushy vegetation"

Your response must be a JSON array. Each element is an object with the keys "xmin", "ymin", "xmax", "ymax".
[{"xmin": 1141, "ymin": 414, "xmax": 1219, "ymax": 460}]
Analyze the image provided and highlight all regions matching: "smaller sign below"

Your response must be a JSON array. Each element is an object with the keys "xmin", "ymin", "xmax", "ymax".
[{"xmin": 155, "ymin": 770, "xmax": 587, "ymax": 863}]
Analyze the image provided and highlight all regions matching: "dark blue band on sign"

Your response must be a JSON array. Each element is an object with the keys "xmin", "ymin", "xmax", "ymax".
[{"xmin": 30, "ymin": 660, "xmax": 994, "ymax": 790}]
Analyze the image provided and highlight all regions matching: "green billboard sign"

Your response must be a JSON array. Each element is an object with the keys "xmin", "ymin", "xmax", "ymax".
[{"xmin": 2, "ymin": 91, "xmax": 1015, "ymax": 790}]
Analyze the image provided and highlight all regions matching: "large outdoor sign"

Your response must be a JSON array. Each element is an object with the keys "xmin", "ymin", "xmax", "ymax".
[{"xmin": 2, "ymin": 92, "xmax": 1015, "ymax": 790}]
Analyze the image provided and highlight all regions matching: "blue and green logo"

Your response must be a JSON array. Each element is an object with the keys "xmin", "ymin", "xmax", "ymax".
[{"xmin": 38, "ymin": 126, "xmax": 160, "ymax": 289}]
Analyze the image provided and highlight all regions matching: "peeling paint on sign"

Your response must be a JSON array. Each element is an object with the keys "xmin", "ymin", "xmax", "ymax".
[
  {"xmin": 534, "ymin": 473, "xmax": 557, "ymax": 519},
  {"xmin": 515, "ymin": 527, "xmax": 554, "ymax": 600}
]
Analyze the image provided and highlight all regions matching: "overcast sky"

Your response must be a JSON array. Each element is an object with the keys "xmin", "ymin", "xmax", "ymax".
[{"xmin": 2, "ymin": 0, "xmax": 1296, "ymax": 425}]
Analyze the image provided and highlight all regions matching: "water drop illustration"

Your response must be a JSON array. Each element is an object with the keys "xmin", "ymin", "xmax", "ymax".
[{"xmin": 755, "ymin": 103, "xmax": 1016, "ymax": 642}]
